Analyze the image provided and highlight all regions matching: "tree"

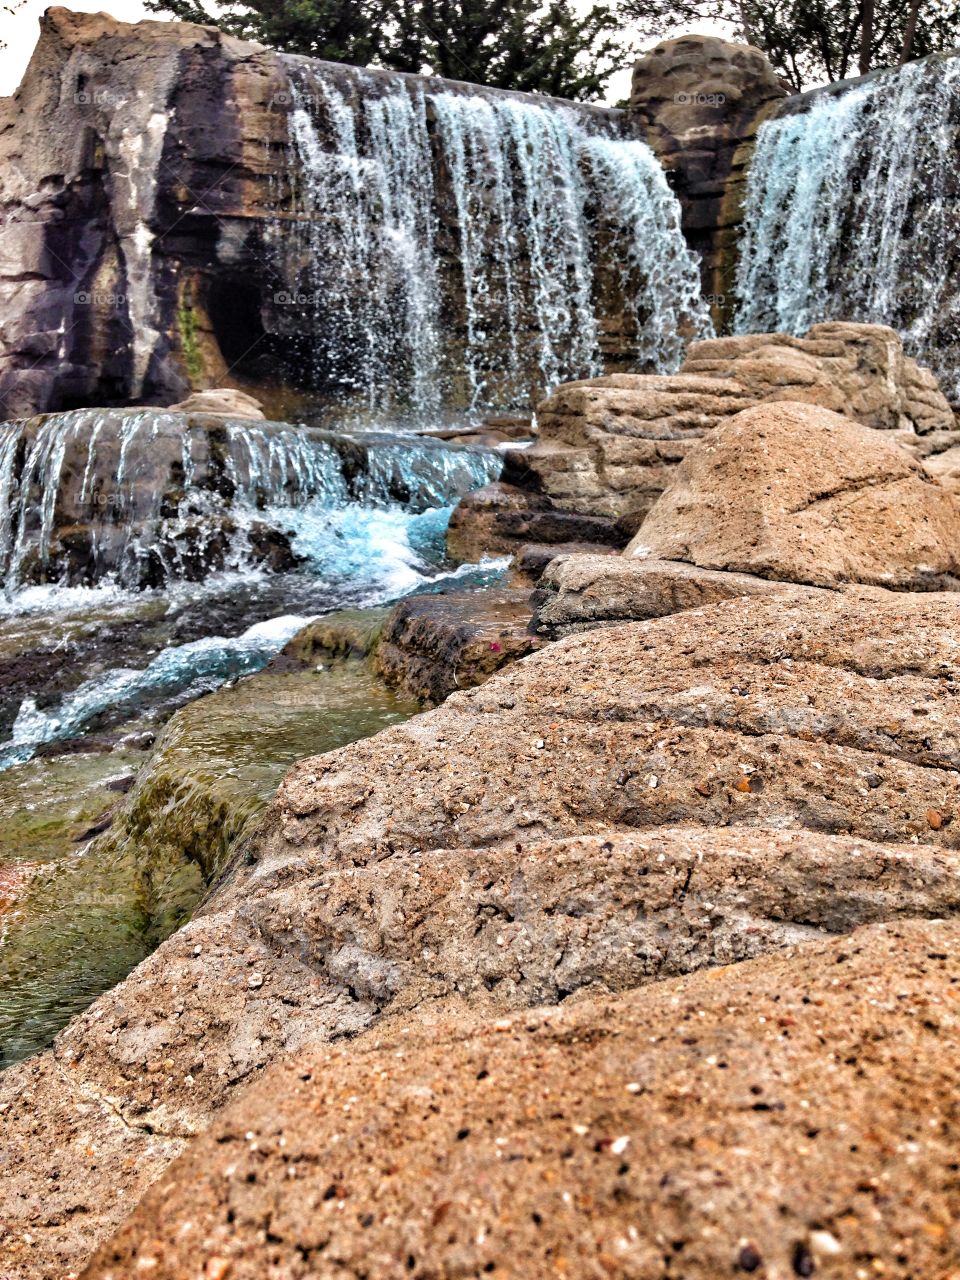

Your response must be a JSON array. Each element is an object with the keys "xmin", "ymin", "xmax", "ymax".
[
  {"xmin": 618, "ymin": 0, "xmax": 960, "ymax": 92},
  {"xmin": 146, "ymin": 0, "xmax": 629, "ymax": 100}
]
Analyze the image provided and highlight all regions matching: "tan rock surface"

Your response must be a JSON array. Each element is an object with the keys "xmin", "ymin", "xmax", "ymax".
[
  {"xmin": 7, "ymin": 584, "xmax": 960, "ymax": 1275},
  {"xmin": 83, "ymin": 917, "xmax": 960, "ymax": 1280},
  {"xmin": 11, "ymin": 820, "xmax": 960, "ymax": 1279},
  {"xmin": 532, "ymin": 552, "xmax": 788, "ymax": 635},
  {"xmin": 169, "ymin": 388, "xmax": 266, "ymax": 418},
  {"xmin": 516, "ymin": 323, "xmax": 957, "ymax": 521},
  {"xmin": 626, "ymin": 401, "xmax": 960, "ymax": 590}
]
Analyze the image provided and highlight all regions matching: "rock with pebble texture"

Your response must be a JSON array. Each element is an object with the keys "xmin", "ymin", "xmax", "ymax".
[
  {"xmin": 626, "ymin": 401, "xmax": 960, "ymax": 590},
  {"xmin": 531, "ymin": 551, "xmax": 789, "ymax": 635},
  {"xmin": 82, "ymin": 916, "xmax": 960, "ymax": 1280},
  {"xmin": 8, "ymin": 585, "xmax": 960, "ymax": 1277}
]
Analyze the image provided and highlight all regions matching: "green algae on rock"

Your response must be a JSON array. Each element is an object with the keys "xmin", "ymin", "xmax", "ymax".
[{"xmin": 0, "ymin": 657, "xmax": 416, "ymax": 1069}]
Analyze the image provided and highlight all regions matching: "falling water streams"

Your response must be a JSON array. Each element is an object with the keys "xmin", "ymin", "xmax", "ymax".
[
  {"xmin": 735, "ymin": 54, "xmax": 960, "ymax": 396},
  {"xmin": 277, "ymin": 64, "xmax": 711, "ymax": 420}
]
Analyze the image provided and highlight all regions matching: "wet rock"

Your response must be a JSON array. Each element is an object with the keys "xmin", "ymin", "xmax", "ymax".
[
  {"xmin": 82, "ymin": 917, "xmax": 960, "ymax": 1280},
  {"xmin": 532, "ymin": 552, "xmax": 788, "ymax": 635},
  {"xmin": 276, "ymin": 608, "xmax": 391, "ymax": 666},
  {"xmin": 375, "ymin": 588, "xmax": 545, "ymax": 703},
  {"xmin": 628, "ymin": 401, "xmax": 960, "ymax": 590},
  {"xmin": 169, "ymin": 388, "xmax": 266, "ymax": 418},
  {"xmin": 630, "ymin": 35, "xmax": 787, "ymax": 316},
  {"xmin": 511, "ymin": 540, "xmax": 620, "ymax": 584},
  {"xmin": 445, "ymin": 481, "xmax": 625, "ymax": 563}
]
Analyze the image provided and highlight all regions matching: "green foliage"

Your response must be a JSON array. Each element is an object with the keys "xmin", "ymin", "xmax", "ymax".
[
  {"xmin": 176, "ymin": 285, "xmax": 204, "ymax": 385},
  {"xmin": 619, "ymin": 0, "xmax": 960, "ymax": 91},
  {"xmin": 146, "ymin": 0, "xmax": 628, "ymax": 100}
]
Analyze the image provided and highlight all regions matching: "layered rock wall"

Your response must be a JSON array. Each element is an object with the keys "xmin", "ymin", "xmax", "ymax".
[{"xmin": 0, "ymin": 9, "xmax": 649, "ymax": 419}]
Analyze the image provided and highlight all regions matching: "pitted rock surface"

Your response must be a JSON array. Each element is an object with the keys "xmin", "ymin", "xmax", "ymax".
[
  {"xmin": 83, "ymin": 917, "xmax": 960, "ymax": 1280},
  {"xmin": 627, "ymin": 401, "xmax": 960, "ymax": 590},
  {"xmin": 6, "ymin": 587, "xmax": 960, "ymax": 1276},
  {"xmin": 532, "ymin": 552, "xmax": 788, "ymax": 635},
  {"xmin": 514, "ymin": 323, "xmax": 957, "ymax": 521}
]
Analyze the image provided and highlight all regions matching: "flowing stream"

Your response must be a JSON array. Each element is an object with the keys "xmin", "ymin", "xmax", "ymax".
[{"xmin": 735, "ymin": 54, "xmax": 960, "ymax": 396}]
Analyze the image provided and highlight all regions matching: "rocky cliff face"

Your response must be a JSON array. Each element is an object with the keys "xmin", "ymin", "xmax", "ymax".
[
  {"xmin": 0, "ymin": 9, "xmax": 692, "ymax": 421},
  {"xmin": 629, "ymin": 35, "xmax": 787, "ymax": 326}
]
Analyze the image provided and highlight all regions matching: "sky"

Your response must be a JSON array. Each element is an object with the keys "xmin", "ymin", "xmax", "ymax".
[{"xmin": 0, "ymin": 1, "xmax": 728, "ymax": 100}]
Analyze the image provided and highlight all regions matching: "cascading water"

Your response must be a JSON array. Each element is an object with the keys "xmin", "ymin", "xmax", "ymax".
[
  {"xmin": 0, "ymin": 409, "xmax": 502, "ymax": 595},
  {"xmin": 735, "ymin": 55, "xmax": 960, "ymax": 396},
  {"xmin": 277, "ymin": 65, "xmax": 711, "ymax": 420},
  {"xmin": 0, "ymin": 407, "xmax": 505, "ymax": 764}
]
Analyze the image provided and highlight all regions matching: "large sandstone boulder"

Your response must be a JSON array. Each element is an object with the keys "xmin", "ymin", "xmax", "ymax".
[
  {"xmin": 6, "ymin": 584, "xmax": 960, "ymax": 1275},
  {"xmin": 5, "ymin": 825, "xmax": 960, "ymax": 1279},
  {"xmin": 627, "ymin": 401, "xmax": 960, "ymax": 590},
  {"xmin": 510, "ymin": 323, "xmax": 957, "ymax": 523},
  {"xmin": 83, "ymin": 917, "xmax": 960, "ymax": 1280}
]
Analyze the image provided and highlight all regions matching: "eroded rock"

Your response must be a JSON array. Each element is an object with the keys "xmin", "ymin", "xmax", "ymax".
[
  {"xmin": 5, "ymin": 825, "xmax": 960, "ymax": 1278},
  {"xmin": 515, "ymin": 323, "xmax": 957, "ymax": 523},
  {"xmin": 628, "ymin": 401, "xmax": 960, "ymax": 590},
  {"xmin": 82, "ymin": 917, "xmax": 960, "ymax": 1280}
]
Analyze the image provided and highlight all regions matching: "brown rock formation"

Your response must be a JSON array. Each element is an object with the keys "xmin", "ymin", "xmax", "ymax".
[
  {"xmin": 627, "ymin": 401, "xmax": 960, "ymax": 591},
  {"xmin": 0, "ymin": 9, "xmax": 643, "ymax": 419},
  {"xmin": 82, "ymin": 916, "xmax": 960, "ymax": 1280},
  {"xmin": 630, "ymin": 34, "xmax": 787, "ymax": 316},
  {"xmin": 375, "ymin": 588, "xmax": 545, "ymax": 704},
  {"xmin": 445, "ymin": 481, "xmax": 628, "ymax": 563},
  {"xmin": 6, "ymin": 583, "xmax": 960, "ymax": 1275},
  {"xmin": 169, "ymin": 388, "xmax": 266, "ymax": 418},
  {"xmin": 504, "ymin": 322, "xmax": 957, "ymax": 527}
]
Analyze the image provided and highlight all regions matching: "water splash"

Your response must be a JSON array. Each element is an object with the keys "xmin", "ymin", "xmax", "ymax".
[
  {"xmin": 0, "ymin": 410, "xmax": 502, "ymax": 594},
  {"xmin": 735, "ymin": 56, "xmax": 960, "ymax": 395},
  {"xmin": 1, "ymin": 614, "xmax": 314, "ymax": 769},
  {"xmin": 279, "ymin": 66, "xmax": 711, "ymax": 420}
]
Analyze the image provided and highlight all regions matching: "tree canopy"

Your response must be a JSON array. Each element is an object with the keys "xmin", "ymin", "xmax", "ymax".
[
  {"xmin": 621, "ymin": 0, "xmax": 960, "ymax": 92},
  {"xmin": 145, "ymin": 0, "xmax": 628, "ymax": 100}
]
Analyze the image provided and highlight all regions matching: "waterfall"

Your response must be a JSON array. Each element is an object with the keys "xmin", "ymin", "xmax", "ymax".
[
  {"xmin": 277, "ymin": 65, "xmax": 711, "ymax": 421},
  {"xmin": 735, "ymin": 55, "xmax": 960, "ymax": 397},
  {"xmin": 0, "ymin": 410, "xmax": 502, "ymax": 594}
]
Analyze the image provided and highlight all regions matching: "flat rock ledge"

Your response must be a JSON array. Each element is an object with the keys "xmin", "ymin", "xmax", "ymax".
[
  {"xmin": 532, "ymin": 553, "xmax": 789, "ymax": 636},
  {"xmin": 83, "ymin": 917, "xmax": 960, "ymax": 1279}
]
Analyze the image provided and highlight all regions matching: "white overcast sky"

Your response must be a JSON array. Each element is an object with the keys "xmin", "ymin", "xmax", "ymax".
[{"xmin": 0, "ymin": 1, "xmax": 730, "ymax": 101}]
